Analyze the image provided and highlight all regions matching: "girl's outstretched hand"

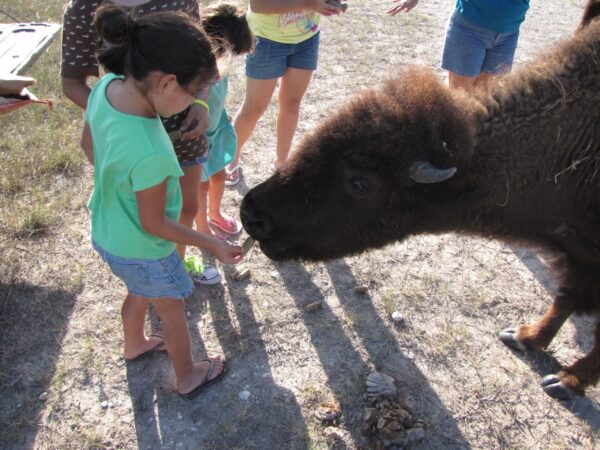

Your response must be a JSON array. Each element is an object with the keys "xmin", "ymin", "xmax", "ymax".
[
  {"xmin": 308, "ymin": 0, "xmax": 344, "ymax": 16},
  {"xmin": 211, "ymin": 239, "xmax": 243, "ymax": 265},
  {"xmin": 181, "ymin": 102, "xmax": 209, "ymax": 141},
  {"xmin": 388, "ymin": 0, "xmax": 419, "ymax": 16}
]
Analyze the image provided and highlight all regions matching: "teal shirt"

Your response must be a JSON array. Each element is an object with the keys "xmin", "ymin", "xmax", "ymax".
[
  {"xmin": 202, "ymin": 76, "xmax": 237, "ymax": 179},
  {"xmin": 86, "ymin": 73, "xmax": 184, "ymax": 259},
  {"xmin": 456, "ymin": 0, "xmax": 530, "ymax": 33}
]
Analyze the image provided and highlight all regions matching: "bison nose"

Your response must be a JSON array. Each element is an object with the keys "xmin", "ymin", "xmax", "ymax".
[{"xmin": 240, "ymin": 195, "xmax": 276, "ymax": 240}]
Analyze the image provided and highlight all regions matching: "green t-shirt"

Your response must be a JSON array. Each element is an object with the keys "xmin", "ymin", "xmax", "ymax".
[
  {"xmin": 86, "ymin": 73, "xmax": 184, "ymax": 259},
  {"xmin": 247, "ymin": 8, "xmax": 320, "ymax": 44},
  {"xmin": 202, "ymin": 76, "xmax": 237, "ymax": 179}
]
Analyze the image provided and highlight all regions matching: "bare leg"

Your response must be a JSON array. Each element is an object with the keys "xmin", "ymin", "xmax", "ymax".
[
  {"xmin": 121, "ymin": 293, "xmax": 164, "ymax": 360},
  {"xmin": 195, "ymin": 179, "xmax": 212, "ymax": 235},
  {"xmin": 449, "ymin": 71, "xmax": 499, "ymax": 92},
  {"xmin": 275, "ymin": 67, "xmax": 314, "ymax": 169},
  {"xmin": 176, "ymin": 164, "xmax": 202, "ymax": 258},
  {"xmin": 228, "ymin": 77, "xmax": 278, "ymax": 176},
  {"xmin": 448, "ymin": 71, "xmax": 477, "ymax": 91},
  {"xmin": 474, "ymin": 72, "xmax": 497, "ymax": 90},
  {"xmin": 207, "ymin": 170, "xmax": 227, "ymax": 222},
  {"xmin": 149, "ymin": 296, "xmax": 224, "ymax": 395}
]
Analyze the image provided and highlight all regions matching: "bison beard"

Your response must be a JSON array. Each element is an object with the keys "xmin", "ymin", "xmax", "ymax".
[{"xmin": 241, "ymin": 1, "xmax": 600, "ymax": 400}]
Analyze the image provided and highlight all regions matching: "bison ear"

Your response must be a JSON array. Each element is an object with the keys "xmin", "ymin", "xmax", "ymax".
[{"xmin": 409, "ymin": 160, "xmax": 457, "ymax": 184}]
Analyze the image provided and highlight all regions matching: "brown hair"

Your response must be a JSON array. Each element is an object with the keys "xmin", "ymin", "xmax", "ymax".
[
  {"xmin": 201, "ymin": 2, "xmax": 254, "ymax": 58},
  {"xmin": 94, "ymin": 5, "xmax": 217, "ymax": 87}
]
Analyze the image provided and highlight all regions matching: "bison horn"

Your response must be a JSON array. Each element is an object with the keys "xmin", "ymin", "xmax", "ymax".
[{"xmin": 409, "ymin": 160, "xmax": 457, "ymax": 184}]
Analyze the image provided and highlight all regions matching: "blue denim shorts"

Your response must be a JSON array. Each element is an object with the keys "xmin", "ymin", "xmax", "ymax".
[
  {"xmin": 93, "ymin": 241, "xmax": 194, "ymax": 299},
  {"xmin": 441, "ymin": 11, "xmax": 520, "ymax": 77},
  {"xmin": 180, "ymin": 155, "xmax": 208, "ymax": 168},
  {"xmin": 246, "ymin": 32, "xmax": 320, "ymax": 80}
]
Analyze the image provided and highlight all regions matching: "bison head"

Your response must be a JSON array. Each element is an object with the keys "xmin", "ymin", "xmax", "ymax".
[{"xmin": 241, "ymin": 68, "xmax": 480, "ymax": 261}]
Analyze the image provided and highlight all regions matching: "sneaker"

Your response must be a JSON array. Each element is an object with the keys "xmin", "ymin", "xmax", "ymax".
[{"xmin": 184, "ymin": 255, "xmax": 221, "ymax": 285}]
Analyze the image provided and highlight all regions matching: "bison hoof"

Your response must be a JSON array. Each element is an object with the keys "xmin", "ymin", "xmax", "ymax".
[
  {"xmin": 498, "ymin": 327, "xmax": 527, "ymax": 351},
  {"xmin": 540, "ymin": 374, "xmax": 580, "ymax": 400}
]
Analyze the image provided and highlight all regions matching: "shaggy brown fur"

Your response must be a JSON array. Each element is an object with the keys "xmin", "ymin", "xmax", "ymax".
[{"xmin": 241, "ymin": 3, "xmax": 600, "ymax": 400}]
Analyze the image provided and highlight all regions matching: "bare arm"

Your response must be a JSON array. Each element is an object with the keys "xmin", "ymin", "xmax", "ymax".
[
  {"xmin": 81, "ymin": 122, "xmax": 94, "ymax": 165},
  {"xmin": 137, "ymin": 181, "xmax": 243, "ymax": 264},
  {"xmin": 180, "ymin": 85, "xmax": 210, "ymax": 141},
  {"xmin": 250, "ymin": 0, "xmax": 342, "ymax": 15},
  {"xmin": 387, "ymin": 0, "xmax": 419, "ymax": 16},
  {"xmin": 61, "ymin": 76, "xmax": 91, "ymax": 110}
]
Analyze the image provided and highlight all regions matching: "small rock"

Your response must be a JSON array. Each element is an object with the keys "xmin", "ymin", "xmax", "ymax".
[
  {"xmin": 405, "ymin": 427, "xmax": 425, "ymax": 445},
  {"xmin": 303, "ymin": 301, "xmax": 322, "ymax": 312},
  {"xmin": 238, "ymin": 390, "xmax": 251, "ymax": 401},
  {"xmin": 100, "ymin": 401, "xmax": 109, "ymax": 409},
  {"xmin": 234, "ymin": 267, "xmax": 251, "ymax": 280},
  {"xmin": 366, "ymin": 372, "xmax": 397, "ymax": 400},
  {"xmin": 353, "ymin": 285, "xmax": 368, "ymax": 294},
  {"xmin": 314, "ymin": 401, "xmax": 341, "ymax": 423},
  {"xmin": 177, "ymin": 412, "xmax": 183, "ymax": 420},
  {"xmin": 186, "ymin": 311, "xmax": 191, "ymax": 317},
  {"xmin": 323, "ymin": 426, "xmax": 345, "ymax": 441},
  {"xmin": 391, "ymin": 311, "xmax": 404, "ymax": 325},
  {"xmin": 38, "ymin": 392, "xmax": 48, "ymax": 401},
  {"xmin": 270, "ymin": 271, "xmax": 279, "ymax": 279}
]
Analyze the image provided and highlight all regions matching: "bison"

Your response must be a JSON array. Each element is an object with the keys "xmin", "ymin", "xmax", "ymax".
[{"xmin": 241, "ymin": 2, "xmax": 600, "ymax": 400}]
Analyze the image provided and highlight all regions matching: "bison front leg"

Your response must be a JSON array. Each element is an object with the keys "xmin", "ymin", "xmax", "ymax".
[
  {"xmin": 540, "ymin": 322, "xmax": 600, "ymax": 400},
  {"xmin": 499, "ymin": 300, "xmax": 573, "ymax": 352}
]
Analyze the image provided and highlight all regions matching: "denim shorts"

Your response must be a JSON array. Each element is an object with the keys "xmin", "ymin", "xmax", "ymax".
[
  {"xmin": 441, "ymin": 11, "xmax": 520, "ymax": 77},
  {"xmin": 93, "ymin": 241, "xmax": 194, "ymax": 299},
  {"xmin": 180, "ymin": 155, "xmax": 207, "ymax": 168},
  {"xmin": 246, "ymin": 32, "xmax": 320, "ymax": 80}
]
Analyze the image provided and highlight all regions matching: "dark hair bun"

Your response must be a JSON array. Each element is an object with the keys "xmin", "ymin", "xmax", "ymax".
[
  {"xmin": 94, "ymin": 5, "xmax": 217, "ymax": 86},
  {"xmin": 95, "ymin": 4, "xmax": 135, "ymax": 46},
  {"xmin": 202, "ymin": 2, "xmax": 254, "ymax": 56}
]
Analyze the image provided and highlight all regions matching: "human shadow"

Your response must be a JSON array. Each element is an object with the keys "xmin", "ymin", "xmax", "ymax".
[
  {"xmin": 127, "ymin": 276, "xmax": 308, "ymax": 449},
  {"xmin": 202, "ymin": 274, "xmax": 309, "ymax": 448},
  {"xmin": 0, "ymin": 280, "xmax": 79, "ymax": 448},
  {"xmin": 275, "ymin": 259, "xmax": 470, "ymax": 449}
]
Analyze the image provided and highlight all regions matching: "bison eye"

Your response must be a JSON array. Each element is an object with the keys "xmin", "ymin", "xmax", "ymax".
[{"xmin": 350, "ymin": 177, "xmax": 370, "ymax": 195}]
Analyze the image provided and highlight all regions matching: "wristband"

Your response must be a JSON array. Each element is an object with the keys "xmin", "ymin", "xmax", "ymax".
[{"xmin": 193, "ymin": 98, "xmax": 209, "ymax": 113}]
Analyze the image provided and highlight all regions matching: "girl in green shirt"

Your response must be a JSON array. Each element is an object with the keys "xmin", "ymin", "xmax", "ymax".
[{"xmin": 86, "ymin": 5, "xmax": 242, "ymax": 398}]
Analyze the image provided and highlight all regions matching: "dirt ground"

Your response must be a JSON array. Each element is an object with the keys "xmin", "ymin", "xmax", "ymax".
[{"xmin": 1, "ymin": 0, "xmax": 599, "ymax": 448}]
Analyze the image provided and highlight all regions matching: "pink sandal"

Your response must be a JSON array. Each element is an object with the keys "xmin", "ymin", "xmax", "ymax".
[{"xmin": 208, "ymin": 217, "xmax": 242, "ymax": 235}]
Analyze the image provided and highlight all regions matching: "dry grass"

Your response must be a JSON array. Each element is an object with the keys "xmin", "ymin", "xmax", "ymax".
[{"xmin": 1, "ymin": 0, "xmax": 599, "ymax": 449}]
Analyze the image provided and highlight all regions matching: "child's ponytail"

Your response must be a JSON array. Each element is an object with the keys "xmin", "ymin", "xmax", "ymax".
[
  {"xmin": 94, "ymin": 5, "xmax": 217, "ymax": 87},
  {"xmin": 202, "ymin": 3, "xmax": 254, "ymax": 57},
  {"xmin": 95, "ymin": 5, "xmax": 134, "ymax": 75}
]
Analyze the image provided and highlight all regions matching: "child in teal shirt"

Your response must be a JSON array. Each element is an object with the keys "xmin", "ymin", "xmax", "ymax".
[
  {"xmin": 87, "ymin": 5, "xmax": 242, "ymax": 398},
  {"xmin": 195, "ymin": 3, "xmax": 254, "ymax": 236}
]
